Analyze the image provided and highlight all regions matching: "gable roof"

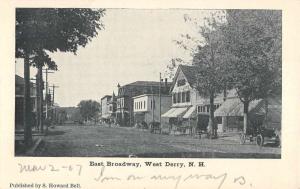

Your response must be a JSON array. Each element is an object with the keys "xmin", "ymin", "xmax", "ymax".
[
  {"xmin": 170, "ymin": 64, "xmax": 199, "ymax": 92},
  {"xmin": 180, "ymin": 65, "xmax": 199, "ymax": 86}
]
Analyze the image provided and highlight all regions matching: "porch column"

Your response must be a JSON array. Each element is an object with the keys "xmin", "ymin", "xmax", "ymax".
[{"xmin": 221, "ymin": 116, "xmax": 227, "ymax": 132}]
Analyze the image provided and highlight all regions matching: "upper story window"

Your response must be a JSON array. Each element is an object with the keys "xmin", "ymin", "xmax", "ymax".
[
  {"xmin": 182, "ymin": 92, "xmax": 186, "ymax": 103},
  {"xmin": 172, "ymin": 91, "xmax": 190, "ymax": 104},
  {"xmin": 186, "ymin": 91, "xmax": 190, "ymax": 102},
  {"xmin": 177, "ymin": 79, "xmax": 186, "ymax": 87},
  {"xmin": 177, "ymin": 93, "xmax": 181, "ymax": 103}
]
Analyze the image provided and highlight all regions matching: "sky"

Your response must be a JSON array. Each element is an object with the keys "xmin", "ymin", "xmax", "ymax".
[{"xmin": 16, "ymin": 9, "xmax": 213, "ymax": 107}]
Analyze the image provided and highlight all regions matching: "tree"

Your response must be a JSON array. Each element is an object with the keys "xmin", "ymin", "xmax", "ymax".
[
  {"xmin": 16, "ymin": 8, "xmax": 105, "ymax": 146},
  {"xmin": 77, "ymin": 100, "xmax": 100, "ymax": 123},
  {"xmin": 192, "ymin": 14, "xmax": 230, "ymax": 138},
  {"xmin": 174, "ymin": 12, "xmax": 228, "ymax": 138},
  {"xmin": 222, "ymin": 10, "xmax": 282, "ymax": 133}
]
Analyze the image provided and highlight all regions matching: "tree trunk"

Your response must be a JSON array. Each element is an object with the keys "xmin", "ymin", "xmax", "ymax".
[
  {"xmin": 36, "ymin": 64, "xmax": 44, "ymax": 133},
  {"xmin": 35, "ymin": 72, "xmax": 40, "ymax": 131},
  {"xmin": 208, "ymin": 93, "xmax": 215, "ymax": 138},
  {"xmin": 24, "ymin": 53, "xmax": 33, "ymax": 147},
  {"xmin": 243, "ymin": 100, "xmax": 249, "ymax": 134},
  {"xmin": 264, "ymin": 98, "xmax": 269, "ymax": 127}
]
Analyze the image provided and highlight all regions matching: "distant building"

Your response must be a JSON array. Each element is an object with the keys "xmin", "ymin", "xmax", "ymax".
[
  {"xmin": 116, "ymin": 80, "xmax": 171, "ymax": 126},
  {"xmin": 101, "ymin": 95, "xmax": 112, "ymax": 121},
  {"xmin": 133, "ymin": 94, "xmax": 171, "ymax": 126},
  {"xmin": 15, "ymin": 75, "xmax": 37, "ymax": 131},
  {"xmin": 100, "ymin": 92, "xmax": 117, "ymax": 123}
]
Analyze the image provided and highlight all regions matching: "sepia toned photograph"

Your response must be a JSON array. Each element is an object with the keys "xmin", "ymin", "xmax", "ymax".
[{"xmin": 15, "ymin": 8, "xmax": 282, "ymax": 158}]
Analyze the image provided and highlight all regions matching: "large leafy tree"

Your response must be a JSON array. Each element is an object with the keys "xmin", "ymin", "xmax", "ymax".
[
  {"xmin": 16, "ymin": 8, "xmax": 105, "ymax": 146},
  {"xmin": 174, "ymin": 12, "xmax": 228, "ymax": 138},
  {"xmin": 222, "ymin": 10, "xmax": 282, "ymax": 133},
  {"xmin": 77, "ymin": 100, "xmax": 100, "ymax": 123},
  {"xmin": 191, "ymin": 14, "xmax": 230, "ymax": 138}
]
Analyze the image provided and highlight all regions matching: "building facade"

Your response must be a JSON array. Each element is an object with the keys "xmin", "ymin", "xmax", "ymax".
[
  {"xmin": 15, "ymin": 75, "xmax": 37, "ymax": 131},
  {"xmin": 116, "ymin": 80, "xmax": 171, "ymax": 126},
  {"xmin": 100, "ymin": 93, "xmax": 116, "ymax": 122},
  {"xmin": 133, "ymin": 94, "xmax": 171, "ymax": 126},
  {"xmin": 162, "ymin": 65, "xmax": 226, "ymax": 135}
]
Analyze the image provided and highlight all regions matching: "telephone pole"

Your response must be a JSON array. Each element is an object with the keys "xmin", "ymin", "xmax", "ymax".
[
  {"xmin": 50, "ymin": 84, "xmax": 59, "ymax": 125},
  {"xmin": 159, "ymin": 73, "xmax": 161, "ymax": 125},
  {"xmin": 43, "ymin": 68, "xmax": 54, "ymax": 119}
]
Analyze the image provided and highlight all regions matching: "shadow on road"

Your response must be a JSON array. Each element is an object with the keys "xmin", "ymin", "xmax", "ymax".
[{"xmin": 46, "ymin": 130, "xmax": 66, "ymax": 136}]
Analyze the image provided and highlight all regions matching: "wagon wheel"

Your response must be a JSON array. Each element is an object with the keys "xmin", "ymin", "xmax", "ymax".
[
  {"xmin": 240, "ymin": 133, "xmax": 246, "ymax": 144},
  {"xmin": 256, "ymin": 134, "xmax": 264, "ymax": 147}
]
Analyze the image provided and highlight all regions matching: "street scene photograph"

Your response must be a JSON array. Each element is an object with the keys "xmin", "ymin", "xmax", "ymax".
[{"xmin": 15, "ymin": 8, "xmax": 282, "ymax": 158}]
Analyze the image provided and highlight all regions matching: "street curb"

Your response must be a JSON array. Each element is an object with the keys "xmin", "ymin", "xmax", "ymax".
[{"xmin": 25, "ymin": 137, "xmax": 43, "ymax": 156}]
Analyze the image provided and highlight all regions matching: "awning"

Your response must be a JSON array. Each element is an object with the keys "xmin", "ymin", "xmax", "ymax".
[
  {"xmin": 214, "ymin": 98, "xmax": 264, "ymax": 117},
  {"xmin": 161, "ymin": 107, "xmax": 188, "ymax": 118},
  {"xmin": 183, "ymin": 106, "xmax": 196, "ymax": 119}
]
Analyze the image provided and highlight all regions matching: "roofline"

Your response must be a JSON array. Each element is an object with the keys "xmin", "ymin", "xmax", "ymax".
[
  {"xmin": 101, "ymin": 95, "xmax": 112, "ymax": 100},
  {"xmin": 120, "ymin": 81, "xmax": 172, "ymax": 88},
  {"xmin": 133, "ymin": 94, "xmax": 171, "ymax": 99}
]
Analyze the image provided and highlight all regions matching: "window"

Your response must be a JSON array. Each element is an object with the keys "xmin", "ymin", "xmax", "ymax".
[
  {"xmin": 177, "ymin": 93, "xmax": 181, "ymax": 103},
  {"xmin": 151, "ymin": 100, "xmax": 153, "ymax": 109},
  {"xmin": 144, "ymin": 101, "xmax": 145, "ymax": 109},
  {"xmin": 173, "ymin": 93, "xmax": 176, "ymax": 104},
  {"xmin": 182, "ymin": 92, "xmax": 186, "ymax": 103},
  {"xmin": 153, "ymin": 99, "xmax": 156, "ymax": 109},
  {"xmin": 177, "ymin": 79, "xmax": 186, "ymax": 87},
  {"xmin": 186, "ymin": 91, "xmax": 190, "ymax": 102}
]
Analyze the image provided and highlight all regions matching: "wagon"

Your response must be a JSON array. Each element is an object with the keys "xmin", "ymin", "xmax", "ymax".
[{"xmin": 149, "ymin": 122, "xmax": 161, "ymax": 134}]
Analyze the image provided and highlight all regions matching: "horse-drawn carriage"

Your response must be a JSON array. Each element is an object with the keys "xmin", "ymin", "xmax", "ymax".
[{"xmin": 149, "ymin": 121, "xmax": 161, "ymax": 134}]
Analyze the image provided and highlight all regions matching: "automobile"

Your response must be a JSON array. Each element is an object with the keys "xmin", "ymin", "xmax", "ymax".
[{"xmin": 240, "ymin": 121, "xmax": 281, "ymax": 147}]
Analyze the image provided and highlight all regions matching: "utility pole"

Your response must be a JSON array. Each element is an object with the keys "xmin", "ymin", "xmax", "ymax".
[
  {"xmin": 159, "ymin": 73, "xmax": 161, "ymax": 125},
  {"xmin": 51, "ymin": 84, "xmax": 59, "ymax": 125},
  {"xmin": 151, "ymin": 85, "xmax": 154, "ymax": 123},
  {"xmin": 43, "ymin": 68, "xmax": 54, "ymax": 119},
  {"xmin": 51, "ymin": 84, "xmax": 59, "ymax": 106}
]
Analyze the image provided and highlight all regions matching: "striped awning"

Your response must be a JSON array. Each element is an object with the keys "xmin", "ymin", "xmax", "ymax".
[
  {"xmin": 214, "ymin": 98, "xmax": 264, "ymax": 117},
  {"xmin": 183, "ymin": 106, "xmax": 196, "ymax": 119},
  {"xmin": 161, "ymin": 107, "xmax": 188, "ymax": 118}
]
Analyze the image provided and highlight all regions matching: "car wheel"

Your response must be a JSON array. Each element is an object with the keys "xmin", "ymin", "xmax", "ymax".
[{"xmin": 256, "ymin": 134, "xmax": 264, "ymax": 147}]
